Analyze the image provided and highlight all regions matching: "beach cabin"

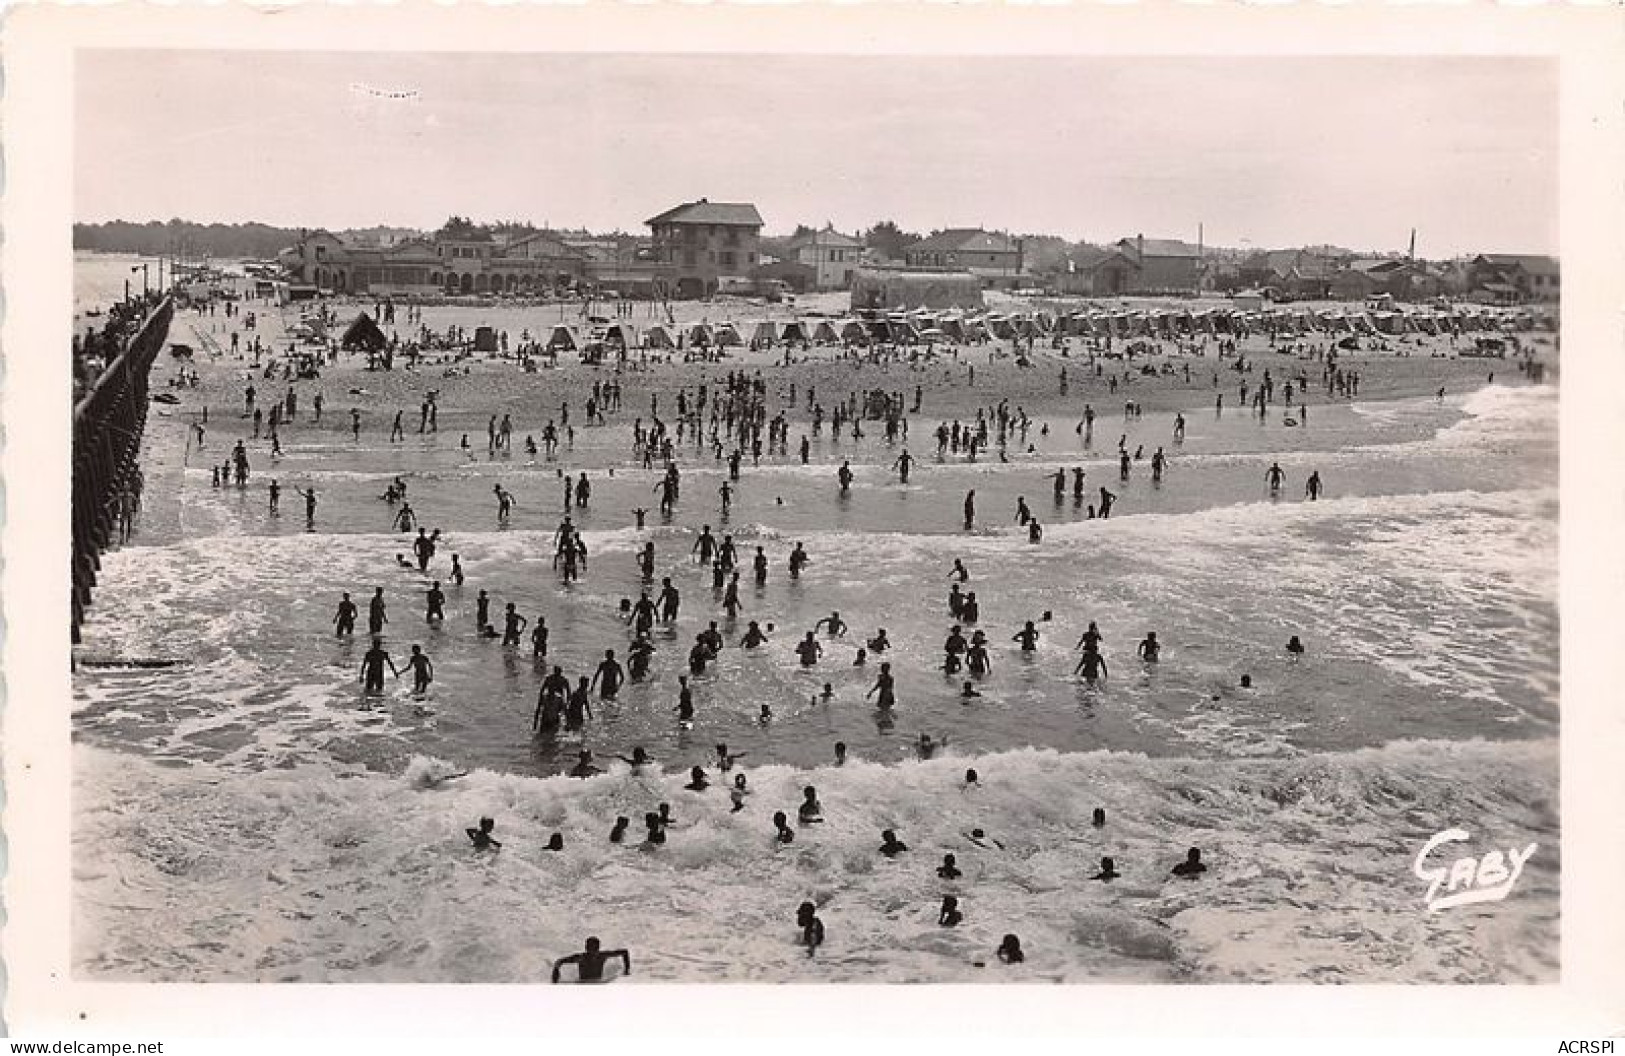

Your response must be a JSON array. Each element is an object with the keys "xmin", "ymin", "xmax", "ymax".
[
  {"xmin": 547, "ymin": 325, "xmax": 578, "ymax": 352},
  {"xmin": 714, "ymin": 322, "xmax": 744, "ymax": 348},
  {"xmin": 839, "ymin": 319, "xmax": 870, "ymax": 345},
  {"xmin": 340, "ymin": 313, "xmax": 387, "ymax": 352},
  {"xmin": 779, "ymin": 320, "xmax": 809, "ymax": 345},
  {"xmin": 686, "ymin": 323, "xmax": 714, "ymax": 348},
  {"xmin": 749, "ymin": 320, "xmax": 779, "ymax": 348},
  {"xmin": 643, "ymin": 324, "xmax": 675, "ymax": 350},
  {"xmin": 812, "ymin": 320, "xmax": 841, "ymax": 344}
]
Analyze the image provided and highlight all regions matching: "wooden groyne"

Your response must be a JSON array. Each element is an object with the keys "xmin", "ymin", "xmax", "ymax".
[{"xmin": 72, "ymin": 297, "xmax": 174, "ymax": 643}]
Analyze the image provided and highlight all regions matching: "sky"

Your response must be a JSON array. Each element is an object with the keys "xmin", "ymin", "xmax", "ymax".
[{"xmin": 75, "ymin": 51, "xmax": 1558, "ymax": 256}]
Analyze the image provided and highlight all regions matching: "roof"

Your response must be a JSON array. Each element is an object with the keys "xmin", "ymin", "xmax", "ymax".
[
  {"xmin": 1118, "ymin": 237, "xmax": 1203, "ymax": 260},
  {"xmin": 1069, "ymin": 247, "xmax": 1139, "ymax": 272},
  {"xmin": 788, "ymin": 227, "xmax": 864, "ymax": 250},
  {"xmin": 910, "ymin": 228, "xmax": 1020, "ymax": 255},
  {"xmin": 501, "ymin": 232, "xmax": 587, "ymax": 258},
  {"xmin": 646, "ymin": 200, "xmax": 764, "ymax": 228},
  {"xmin": 1349, "ymin": 257, "xmax": 1408, "ymax": 274},
  {"xmin": 1482, "ymin": 254, "xmax": 1559, "ymax": 278}
]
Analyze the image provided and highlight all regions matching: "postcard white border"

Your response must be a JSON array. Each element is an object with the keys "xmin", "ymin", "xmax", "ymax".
[{"xmin": 5, "ymin": 2, "xmax": 1623, "ymax": 1041}]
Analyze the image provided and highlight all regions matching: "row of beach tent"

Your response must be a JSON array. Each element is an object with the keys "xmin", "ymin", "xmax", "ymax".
[{"xmin": 530, "ymin": 303, "xmax": 1551, "ymax": 357}]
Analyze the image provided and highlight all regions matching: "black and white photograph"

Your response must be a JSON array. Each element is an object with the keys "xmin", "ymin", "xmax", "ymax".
[{"xmin": 6, "ymin": 2, "xmax": 1625, "ymax": 1042}]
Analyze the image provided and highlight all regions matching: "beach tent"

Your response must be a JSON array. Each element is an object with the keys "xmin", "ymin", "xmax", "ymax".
[
  {"xmin": 714, "ymin": 322, "xmax": 744, "ymax": 348},
  {"xmin": 891, "ymin": 320, "xmax": 922, "ymax": 344},
  {"xmin": 988, "ymin": 316, "xmax": 1017, "ymax": 340},
  {"xmin": 340, "ymin": 312, "xmax": 388, "ymax": 352},
  {"xmin": 779, "ymin": 320, "xmax": 809, "ymax": 344},
  {"xmin": 602, "ymin": 323, "xmax": 636, "ymax": 348},
  {"xmin": 749, "ymin": 320, "xmax": 779, "ymax": 347},
  {"xmin": 687, "ymin": 323, "xmax": 714, "ymax": 348},
  {"xmin": 642, "ymin": 324, "xmax": 675, "ymax": 350},
  {"xmin": 812, "ymin": 320, "xmax": 841, "ymax": 344},
  {"xmin": 546, "ymin": 325, "xmax": 578, "ymax": 352},
  {"xmin": 939, "ymin": 318, "xmax": 968, "ymax": 342},
  {"xmin": 839, "ymin": 319, "xmax": 870, "ymax": 344}
]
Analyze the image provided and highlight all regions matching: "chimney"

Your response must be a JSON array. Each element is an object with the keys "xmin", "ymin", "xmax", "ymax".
[{"xmin": 1137, "ymin": 234, "xmax": 1145, "ymax": 263}]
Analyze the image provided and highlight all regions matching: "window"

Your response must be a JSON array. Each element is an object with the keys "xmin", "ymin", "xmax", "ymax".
[
  {"xmin": 721, "ymin": 252, "xmax": 736, "ymax": 270},
  {"xmin": 684, "ymin": 251, "xmax": 696, "ymax": 267}
]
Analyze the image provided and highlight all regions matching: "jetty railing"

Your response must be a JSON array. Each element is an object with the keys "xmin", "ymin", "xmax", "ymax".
[{"xmin": 71, "ymin": 296, "xmax": 174, "ymax": 643}]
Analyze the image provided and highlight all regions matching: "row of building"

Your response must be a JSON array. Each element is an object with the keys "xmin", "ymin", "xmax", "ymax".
[{"xmin": 277, "ymin": 199, "xmax": 1559, "ymax": 305}]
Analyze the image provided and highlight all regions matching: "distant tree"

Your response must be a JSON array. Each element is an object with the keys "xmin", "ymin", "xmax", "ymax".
[{"xmin": 864, "ymin": 220, "xmax": 918, "ymax": 261}]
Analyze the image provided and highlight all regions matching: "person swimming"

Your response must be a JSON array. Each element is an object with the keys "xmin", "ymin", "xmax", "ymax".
[
  {"xmin": 867, "ymin": 628, "xmax": 891, "ymax": 653},
  {"xmin": 685, "ymin": 765, "xmax": 709, "ymax": 791},
  {"xmin": 773, "ymin": 811, "xmax": 795, "ymax": 845},
  {"xmin": 1092, "ymin": 807, "xmax": 1106, "ymax": 828},
  {"xmin": 965, "ymin": 768, "xmax": 979, "ymax": 786},
  {"xmin": 796, "ymin": 901, "xmax": 825, "ymax": 955},
  {"xmin": 544, "ymin": 833, "xmax": 565, "ymax": 852},
  {"xmin": 834, "ymin": 741, "xmax": 847, "ymax": 765},
  {"xmin": 609, "ymin": 816, "xmax": 629, "ymax": 844},
  {"xmin": 550, "ymin": 937, "xmax": 631, "ymax": 984},
  {"xmin": 1286, "ymin": 635, "xmax": 1305, "ymax": 655},
  {"xmin": 938, "ymin": 895, "xmax": 964, "ymax": 928},
  {"xmin": 466, "ymin": 816, "xmax": 501, "ymax": 851},
  {"xmin": 714, "ymin": 743, "xmax": 746, "ymax": 771},
  {"xmin": 960, "ymin": 681, "xmax": 982, "ymax": 700},
  {"xmin": 1091, "ymin": 856, "xmax": 1121, "ymax": 882},
  {"xmin": 568, "ymin": 751, "xmax": 600, "ymax": 779},
  {"xmin": 616, "ymin": 747, "xmax": 655, "ymax": 769},
  {"xmin": 798, "ymin": 786, "xmax": 824, "ymax": 824},
  {"xmin": 643, "ymin": 812, "xmax": 667, "ymax": 845},
  {"xmin": 1171, "ymin": 847, "xmax": 1208, "ymax": 877},
  {"xmin": 937, "ymin": 853, "xmax": 962, "ymax": 880},
  {"xmin": 996, "ymin": 934, "xmax": 1025, "ymax": 964},
  {"xmin": 730, "ymin": 773, "xmax": 750, "ymax": 813},
  {"xmin": 879, "ymin": 829, "xmax": 908, "ymax": 857},
  {"xmin": 1137, "ymin": 632, "xmax": 1160, "ymax": 662}
]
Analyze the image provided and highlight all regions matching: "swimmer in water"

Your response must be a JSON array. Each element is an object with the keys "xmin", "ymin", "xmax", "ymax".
[
  {"xmin": 965, "ymin": 827, "xmax": 1004, "ymax": 850},
  {"xmin": 1240, "ymin": 674, "xmax": 1253, "ymax": 689},
  {"xmin": 996, "ymin": 934, "xmax": 1025, "ymax": 964},
  {"xmin": 714, "ymin": 744, "xmax": 746, "ymax": 771},
  {"xmin": 1092, "ymin": 807, "xmax": 1106, "ymax": 828},
  {"xmin": 879, "ymin": 829, "xmax": 908, "ymax": 857},
  {"xmin": 758, "ymin": 704, "xmax": 774, "ymax": 724},
  {"xmin": 798, "ymin": 786, "xmax": 825, "ymax": 824},
  {"xmin": 466, "ymin": 816, "xmax": 501, "ymax": 851},
  {"xmin": 1286, "ymin": 635, "xmax": 1305, "ymax": 655},
  {"xmin": 1092, "ymin": 856, "xmax": 1121, "ymax": 881},
  {"xmin": 609, "ymin": 816, "xmax": 629, "ymax": 843},
  {"xmin": 685, "ymin": 765, "xmax": 709, "ymax": 791},
  {"xmin": 949, "ymin": 558, "xmax": 969, "ymax": 582},
  {"xmin": 834, "ymin": 742, "xmax": 847, "ymax": 766},
  {"xmin": 867, "ymin": 628, "xmax": 891, "ymax": 653},
  {"xmin": 544, "ymin": 833, "xmax": 565, "ymax": 852},
  {"xmin": 938, "ymin": 895, "xmax": 964, "ymax": 928},
  {"xmin": 773, "ymin": 811, "xmax": 795, "ymax": 845},
  {"xmin": 730, "ymin": 773, "xmax": 750, "ymax": 813},
  {"xmin": 644, "ymin": 812, "xmax": 666, "ymax": 845},
  {"xmin": 796, "ymin": 902, "xmax": 825, "ymax": 956},
  {"xmin": 568, "ymin": 751, "xmax": 601, "ymax": 779},
  {"xmin": 937, "ymin": 854, "xmax": 962, "ymax": 880},
  {"xmin": 1136, "ymin": 632, "xmax": 1160, "ymax": 662},
  {"xmin": 615, "ymin": 747, "xmax": 655, "ymax": 770},
  {"xmin": 550, "ymin": 937, "xmax": 631, "ymax": 984},
  {"xmin": 960, "ymin": 681, "xmax": 982, "ymax": 700},
  {"xmin": 1171, "ymin": 847, "xmax": 1208, "ymax": 878},
  {"xmin": 965, "ymin": 768, "xmax": 979, "ymax": 786}
]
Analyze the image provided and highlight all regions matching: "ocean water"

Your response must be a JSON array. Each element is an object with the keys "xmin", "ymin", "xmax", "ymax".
[{"xmin": 72, "ymin": 282, "xmax": 1560, "ymax": 983}]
